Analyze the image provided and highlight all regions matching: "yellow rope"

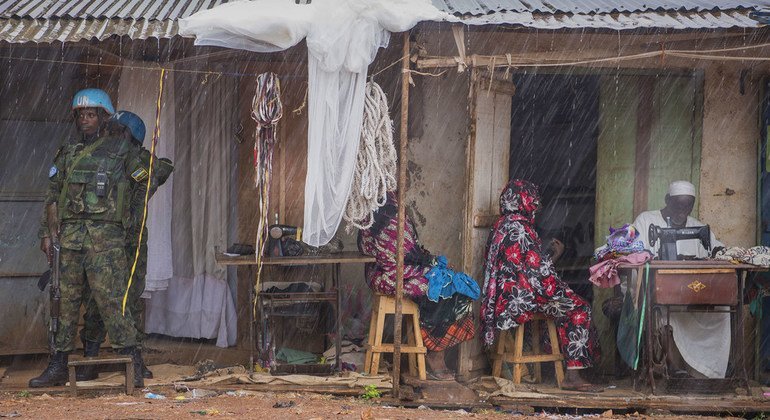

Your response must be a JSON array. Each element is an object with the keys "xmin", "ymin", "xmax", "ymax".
[{"xmin": 122, "ymin": 68, "xmax": 165, "ymax": 315}]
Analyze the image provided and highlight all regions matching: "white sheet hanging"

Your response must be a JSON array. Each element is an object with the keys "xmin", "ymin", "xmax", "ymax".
[
  {"xmin": 180, "ymin": 0, "xmax": 453, "ymax": 246},
  {"xmin": 117, "ymin": 65, "xmax": 175, "ymax": 293}
]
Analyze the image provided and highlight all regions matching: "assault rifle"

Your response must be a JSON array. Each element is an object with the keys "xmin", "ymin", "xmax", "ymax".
[{"xmin": 38, "ymin": 203, "xmax": 61, "ymax": 355}]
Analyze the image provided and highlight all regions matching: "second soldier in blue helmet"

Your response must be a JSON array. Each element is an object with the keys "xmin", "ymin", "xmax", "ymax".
[{"xmin": 77, "ymin": 111, "xmax": 173, "ymax": 381}]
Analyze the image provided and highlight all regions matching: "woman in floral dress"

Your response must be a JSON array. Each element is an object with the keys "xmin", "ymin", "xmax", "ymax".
[
  {"xmin": 358, "ymin": 194, "xmax": 475, "ymax": 380},
  {"xmin": 481, "ymin": 179, "xmax": 600, "ymax": 391}
]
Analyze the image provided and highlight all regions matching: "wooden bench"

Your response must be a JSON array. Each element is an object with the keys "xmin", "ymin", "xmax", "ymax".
[
  {"xmin": 67, "ymin": 355, "xmax": 134, "ymax": 396},
  {"xmin": 491, "ymin": 313, "xmax": 565, "ymax": 388},
  {"xmin": 364, "ymin": 294, "xmax": 427, "ymax": 380}
]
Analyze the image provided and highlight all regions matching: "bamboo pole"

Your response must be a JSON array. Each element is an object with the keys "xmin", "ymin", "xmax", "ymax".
[{"xmin": 392, "ymin": 30, "xmax": 411, "ymax": 398}]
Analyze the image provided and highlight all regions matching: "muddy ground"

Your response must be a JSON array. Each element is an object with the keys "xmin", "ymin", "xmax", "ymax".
[{"xmin": 0, "ymin": 390, "xmax": 740, "ymax": 419}]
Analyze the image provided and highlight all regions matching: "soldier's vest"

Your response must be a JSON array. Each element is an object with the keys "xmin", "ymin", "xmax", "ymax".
[{"xmin": 58, "ymin": 135, "xmax": 132, "ymax": 225}]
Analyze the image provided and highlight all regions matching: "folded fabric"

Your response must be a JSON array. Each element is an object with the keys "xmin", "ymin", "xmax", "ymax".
[
  {"xmin": 714, "ymin": 246, "xmax": 770, "ymax": 267},
  {"xmin": 589, "ymin": 252, "xmax": 652, "ymax": 288},
  {"xmin": 425, "ymin": 255, "xmax": 480, "ymax": 302},
  {"xmin": 276, "ymin": 347, "xmax": 318, "ymax": 365},
  {"xmin": 594, "ymin": 224, "xmax": 646, "ymax": 261}
]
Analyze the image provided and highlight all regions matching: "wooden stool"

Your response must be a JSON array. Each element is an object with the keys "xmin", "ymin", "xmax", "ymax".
[
  {"xmin": 364, "ymin": 294, "xmax": 427, "ymax": 380},
  {"xmin": 491, "ymin": 313, "xmax": 565, "ymax": 388},
  {"xmin": 67, "ymin": 355, "xmax": 134, "ymax": 396}
]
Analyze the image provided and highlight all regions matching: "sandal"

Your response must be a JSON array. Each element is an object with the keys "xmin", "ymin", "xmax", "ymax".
[
  {"xmin": 561, "ymin": 383, "xmax": 604, "ymax": 393},
  {"xmin": 671, "ymin": 369, "xmax": 691, "ymax": 379},
  {"xmin": 427, "ymin": 370, "xmax": 455, "ymax": 381}
]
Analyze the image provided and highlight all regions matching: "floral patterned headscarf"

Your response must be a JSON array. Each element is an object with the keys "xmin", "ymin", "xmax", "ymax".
[{"xmin": 499, "ymin": 179, "xmax": 540, "ymax": 222}]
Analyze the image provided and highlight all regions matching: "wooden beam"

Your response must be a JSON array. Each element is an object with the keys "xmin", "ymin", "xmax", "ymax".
[
  {"xmin": 479, "ymin": 76, "xmax": 516, "ymax": 96},
  {"xmin": 457, "ymin": 68, "xmax": 479, "ymax": 382},
  {"xmin": 393, "ymin": 30, "xmax": 411, "ymax": 399},
  {"xmin": 633, "ymin": 77, "xmax": 654, "ymax": 216}
]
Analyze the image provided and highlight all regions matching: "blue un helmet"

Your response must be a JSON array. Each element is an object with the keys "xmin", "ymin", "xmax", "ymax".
[
  {"xmin": 72, "ymin": 88, "xmax": 115, "ymax": 114},
  {"xmin": 111, "ymin": 110, "xmax": 146, "ymax": 145}
]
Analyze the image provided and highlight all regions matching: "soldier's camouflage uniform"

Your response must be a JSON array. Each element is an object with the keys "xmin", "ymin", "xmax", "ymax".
[
  {"xmin": 41, "ymin": 133, "xmax": 148, "ymax": 352},
  {"xmin": 80, "ymin": 148, "xmax": 173, "ymax": 347}
]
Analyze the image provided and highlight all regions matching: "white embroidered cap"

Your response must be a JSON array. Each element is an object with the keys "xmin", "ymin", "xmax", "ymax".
[{"xmin": 667, "ymin": 180, "xmax": 696, "ymax": 197}]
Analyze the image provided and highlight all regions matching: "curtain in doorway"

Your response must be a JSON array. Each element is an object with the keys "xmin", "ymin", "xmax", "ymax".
[
  {"xmin": 593, "ymin": 73, "xmax": 703, "ymax": 372},
  {"xmin": 141, "ymin": 69, "xmax": 238, "ymax": 348},
  {"xmin": 117, "ymin": 63, "xmax": 176, "ymax": 293}
]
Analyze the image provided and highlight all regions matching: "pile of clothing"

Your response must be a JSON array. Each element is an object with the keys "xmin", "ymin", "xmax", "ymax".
[
  {"xmin": 590, "ymin": 224, "xmax": 651, "ymax": 288},
  {"xmin": 713, "ymin": 246, "xmax": 770, "ymax": 267}
]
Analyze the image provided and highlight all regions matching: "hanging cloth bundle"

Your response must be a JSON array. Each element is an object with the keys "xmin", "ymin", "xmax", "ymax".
[
  {"xmin": 251, "ymin": 72, "xmax": 283, "ymax": 322},
  {"xmin": 344, "ymin": 81, "xmax": 397, "ymax": 231}
]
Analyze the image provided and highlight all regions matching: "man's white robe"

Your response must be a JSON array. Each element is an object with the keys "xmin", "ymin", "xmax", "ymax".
[{"xmin": 633, "ymin": 210, "xmax": 728, "ymax": 378}]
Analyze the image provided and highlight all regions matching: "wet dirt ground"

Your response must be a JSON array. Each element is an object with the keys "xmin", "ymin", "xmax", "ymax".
[{"xmin": 0, "ymin": 390, "xmax": 739, "ymax": 419}]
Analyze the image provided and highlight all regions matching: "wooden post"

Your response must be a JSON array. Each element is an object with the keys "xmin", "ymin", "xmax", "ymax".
[{"xmin": 393, "ymin": 31, "xmax": 411, "ymax": 398}]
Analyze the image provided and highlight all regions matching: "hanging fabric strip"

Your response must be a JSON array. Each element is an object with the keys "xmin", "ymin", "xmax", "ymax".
[{"xmin": 250, "ymin": 72, "xmax": 283, "ymax": 361}]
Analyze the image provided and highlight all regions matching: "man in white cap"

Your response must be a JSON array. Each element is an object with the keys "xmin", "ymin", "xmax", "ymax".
[
  {"xmin": 631, "ymin": 180, "xmax": 728, "ymax": 379},
  {"xmin": 634, "ymin": 180, "xmax": 723, "ymax": 259}
]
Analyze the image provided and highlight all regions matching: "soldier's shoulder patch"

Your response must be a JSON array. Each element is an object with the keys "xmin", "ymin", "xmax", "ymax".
[{"xmin": 131, "ymin": 167, "xmax": 149, "ymax": 182}]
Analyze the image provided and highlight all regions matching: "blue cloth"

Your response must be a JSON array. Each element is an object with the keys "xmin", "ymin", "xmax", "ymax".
[{"xmin": 426, "ymin": 255, "xmax": 481, "ymax": 302}]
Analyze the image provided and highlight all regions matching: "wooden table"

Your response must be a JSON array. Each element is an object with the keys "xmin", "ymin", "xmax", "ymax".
[
  {"xmin": 215, "ymin": 252, "xmax": 375, "ymax": 371},
  {"xmin": 617, "ymin": 260, "xmax": 760, "ymax": 394}
]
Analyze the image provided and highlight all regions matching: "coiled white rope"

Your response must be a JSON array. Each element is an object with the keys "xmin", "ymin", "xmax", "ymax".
[{"xmin": 344, "ymin": 81, "xmax": 397, "ymax": 231}]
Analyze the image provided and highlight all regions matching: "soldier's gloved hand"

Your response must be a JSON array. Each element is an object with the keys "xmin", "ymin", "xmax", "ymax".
[{"xmin": 40, "ymin": 237, "xmax": 52, "ymax": 266}]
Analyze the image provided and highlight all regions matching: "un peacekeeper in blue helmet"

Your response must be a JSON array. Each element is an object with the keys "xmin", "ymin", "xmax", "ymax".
[
  {"xmin": 78, "ymin": 110, "xmax": 174, "ymax": 381},
  {"xmin": 31, "ymin": 89, "xmax": 148, "ymax": 389},
  {"xmin": 39, "ymin": 89, "xmax": 115, "ymax": 260}
]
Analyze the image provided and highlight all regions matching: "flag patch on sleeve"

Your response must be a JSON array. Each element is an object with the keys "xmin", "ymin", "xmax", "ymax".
[{"xmin": 131, "ymin": 168, "xmax": 148, "ymax": 182}]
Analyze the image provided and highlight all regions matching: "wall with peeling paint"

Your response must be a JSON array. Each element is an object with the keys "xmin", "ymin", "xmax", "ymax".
[
  {"xmin": 406, "ymin": 69, "xmax": 471, "ymax": 265},
  {"xmin": 701, "ymin": 64, "xmax": 759, "ymax": 247}
]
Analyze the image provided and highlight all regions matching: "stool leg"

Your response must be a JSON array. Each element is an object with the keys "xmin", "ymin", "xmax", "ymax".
[
  {"xmin": 532, "ymin": 320, "xmax": 542, "ymax": 383},
  {"xmin": 546, "ymin": 320, "xmax": 565, "ymax": 388},
  {"xmin": 369, "ymin": 305, "xmax": 386, "ymax": 376},
  {"xmin": 411, "ymin": 307, "xmax": 426, "ymax": 381},
  {"xmin": 126, "ymin": 361, "xmax": 134, "ymax": 395},
  {"xmin": 69, "ymin": 365, "xmax": 77, "ymax": 397},
  {"xmin": 406, "ymin": 315, "xmax": 418, "ymax": 377},
  {"xmin": 364, "ymin": 298, "xmax": 380, "ymax": 375},
  {"xmin": 512, "ymin": 324, "xmax": 525, "ymax": 384},
  {"xmin": 492, "ymin": 331, "xmax": 506, "ymax": 378}
]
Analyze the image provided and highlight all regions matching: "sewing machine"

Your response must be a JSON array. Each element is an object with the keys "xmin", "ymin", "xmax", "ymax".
[
  {"xmin": 648, "ymin": 224, "xmax": 711, "ymax": 261},
  {"xmin": 267, "ymin": 224, "xmax": 304, "ymax": 257}
]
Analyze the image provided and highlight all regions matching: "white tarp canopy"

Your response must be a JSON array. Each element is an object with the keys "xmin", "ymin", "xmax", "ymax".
[{"xmin": 180, "ymin": 0, "xmax": 453, "ymax": 246}]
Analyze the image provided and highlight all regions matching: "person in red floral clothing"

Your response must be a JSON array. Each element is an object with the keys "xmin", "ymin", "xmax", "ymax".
[{"xmin": 481, "ymin": 179, "xmax": 601, "ymax": 391}]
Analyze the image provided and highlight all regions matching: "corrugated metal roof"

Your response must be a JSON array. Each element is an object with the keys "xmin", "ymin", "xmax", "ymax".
[
  {"xmin": 0, "ymin": 0, "xmax": 765, "ymax": 44},
  {"xmin": 431, "ymin": 0, "xmax": 770, "ymax": 15},
  {"xmin": 0, "ymin": 0, "xmax": 234, "ymax": 21},
  {"xmin": 3, "ymin": 0, "xmax": 768, "ymax": 20},
  {"xmin": 458, "ymin": 9, "xmax": 761, "ymax": 29},
  {"xmin": 0, "ymin": 18, "xmax": 177, "ymax": 43}
]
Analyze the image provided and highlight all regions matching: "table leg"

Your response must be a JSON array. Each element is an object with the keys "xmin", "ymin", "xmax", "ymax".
[
  {"xmin": 644, "ymin": 267, "xmax": 656, "ymax": 394},
  {"xmin": 739, "ymin": 270, "xmax": 750, "ymax": 393},
  {"xmin": 249, "ymin": 266, "xmax": 255, "ymax": 371},
  {"xmin": 335, "ymin": 263, "xmax": 342, "ymax": 372}
]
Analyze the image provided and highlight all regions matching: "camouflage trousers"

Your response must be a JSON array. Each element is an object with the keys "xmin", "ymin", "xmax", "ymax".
[
  {"xmin": 56, "ymin": 233, "xmax": 138, "ymax": 352},
  {"xmin": 81, "ymin": 241, "xmax": 147, "ymax": 347}
]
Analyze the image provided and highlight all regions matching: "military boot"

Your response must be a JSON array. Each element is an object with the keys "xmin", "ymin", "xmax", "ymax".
[
  {"xmin": 75, "ymin": 340, "xmax": 100, "ymax": 381},
  {"xmin": 119, "ymin": 347, "xmax": 144, "ymax": 388},
  {"xmin": 142, "ymin": 359, "xmax": 154, "ymax": 379},
  {"xmin": 29, "ymin": 352, "xmax": 69, "ymax": 388}
]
